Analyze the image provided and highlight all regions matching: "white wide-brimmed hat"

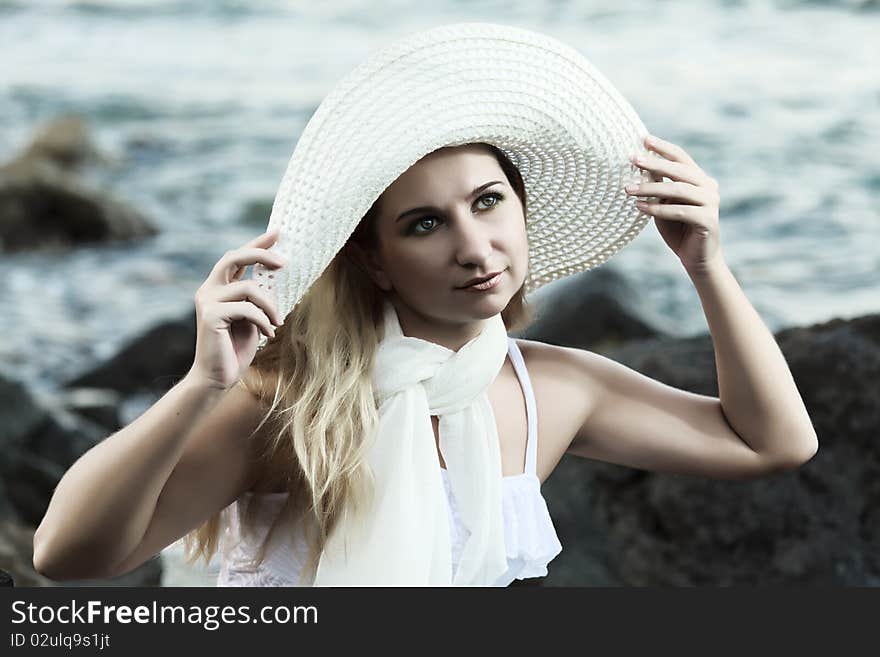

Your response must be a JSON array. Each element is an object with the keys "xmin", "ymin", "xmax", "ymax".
[{"xmin": 254, "ymin": 21, "xmax": 652, "ymax": 341}]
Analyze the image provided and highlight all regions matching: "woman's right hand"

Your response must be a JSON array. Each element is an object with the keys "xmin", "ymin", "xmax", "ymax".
[{"xmin": 188, "ymin": 228, "xmax": 288, "ymax": 391}]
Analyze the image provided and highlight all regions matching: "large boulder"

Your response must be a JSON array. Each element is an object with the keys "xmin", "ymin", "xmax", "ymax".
[
  {"xmin": 538, "ymin": 313, "xmax": 879, "ymax": 585},
  {"xmin": 0, "ymin": 373, "xmax": 163, "ymax": 586},
  {"xmin": 0, "ymin": 373, "xmax": 106, "ymax": 527},
  {"xmin": 0, "ymin": 114, "xmax": 158, "ymax": 253},
  {"xmin": 516, "ymin": 265, "xmax": 674, "ymax": 350},
  {"xmin": 63, "ymin": 310, "xmax": 196, "ymax": 396}
]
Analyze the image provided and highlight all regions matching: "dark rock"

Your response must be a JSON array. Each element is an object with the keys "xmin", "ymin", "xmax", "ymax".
[
  {"xmin": 3, "ymin": 450, "xmax": 66, "ymax": 528},
  {"xmin": 0, "ymin": 372, "xmax": 106, "ymax": 526},
  {"xmin": 0, "ymin": 478, "xmax": 21, "ymax": 525},
  {"xmin": 63, "ymin": 310, "xmax": 196, "ymax": 397},
  {"xmin": 0, "ymin": 114, "xmax": 158, "ymax": 254},
  {"xmin": 0, "ymin": 375, "xmax": 48, "ymax": 449},
  {"xmin": 540, "ymin": 312, "xmax": 879, "ymax": 585},
  {"xmin": 0, "ymin": 518, "xmax": 46, "ymax": 587},
  {"xmin": 0, "ymin": 169, "xmax": 158, "ymax": 253},
  {"xmin": 517, "ymin": 266, "xmax": 670, "ymax": 351}
]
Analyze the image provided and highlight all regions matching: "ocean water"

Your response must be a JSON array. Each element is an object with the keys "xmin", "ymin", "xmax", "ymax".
[{"xmin": 1, "ymin": 0, "xmax": 877, "ymax": 588}]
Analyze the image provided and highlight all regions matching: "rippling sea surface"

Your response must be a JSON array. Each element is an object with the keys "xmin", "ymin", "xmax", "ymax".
[{"xmin": 1, "ymin": 0, "xmax": 878, "ymax": 396}]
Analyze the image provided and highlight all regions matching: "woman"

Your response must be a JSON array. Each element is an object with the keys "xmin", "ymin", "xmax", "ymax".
[{"xmin": 32, "ymin": 23, "xmax": 818, "ymax": 587}]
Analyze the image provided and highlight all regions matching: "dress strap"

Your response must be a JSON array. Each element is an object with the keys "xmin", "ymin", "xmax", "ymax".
[{"xmin": 506, "ymin": 337, "xmax": 538, "ymax": 476}]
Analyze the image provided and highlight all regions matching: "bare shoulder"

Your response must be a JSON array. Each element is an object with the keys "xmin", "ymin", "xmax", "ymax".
[
  {"xmin": 514, "ymin": 337, "xmax": 595, "ymax": 372},
  {"xmin": 513, "ymin": 337, "xmax": 602, "ymax": 399},
  {"xmin": 512, "ymin": 338, "xmax": 603, "ymax": 480}
]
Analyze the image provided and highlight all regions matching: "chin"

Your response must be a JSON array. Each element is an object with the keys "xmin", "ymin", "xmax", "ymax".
[{"xmin": 461, "ymin": 291, "xmax": 513, "ymax": 318}]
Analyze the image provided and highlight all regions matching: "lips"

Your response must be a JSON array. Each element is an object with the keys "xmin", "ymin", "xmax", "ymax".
[{"xmin": 459, "ymin": 270, "xmax": 504, "ymax": 288}]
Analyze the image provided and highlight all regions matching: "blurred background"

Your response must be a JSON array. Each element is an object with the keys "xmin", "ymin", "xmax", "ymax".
[{"xmin": 1, "ymin": 0, "xmax": 877, "ymax": 587}]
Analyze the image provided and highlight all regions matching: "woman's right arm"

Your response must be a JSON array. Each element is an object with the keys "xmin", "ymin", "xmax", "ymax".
[
  {"xmin": 32, "ymin": 228, "xmax": 288, "ymax": 581},
  {"xmin": 33, "ymin": 373, "xmax": 238, "ymax": 580}
]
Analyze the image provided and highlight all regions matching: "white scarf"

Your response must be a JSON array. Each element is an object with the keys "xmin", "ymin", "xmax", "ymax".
[{"xmin": 312, "ymin": 297, "xmax": 510, "ymax": 586}]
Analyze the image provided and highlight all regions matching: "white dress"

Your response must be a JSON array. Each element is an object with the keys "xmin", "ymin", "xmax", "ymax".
[{"xmin": 216, "ymin": 337, "xmax": 563, "ymax": 586}]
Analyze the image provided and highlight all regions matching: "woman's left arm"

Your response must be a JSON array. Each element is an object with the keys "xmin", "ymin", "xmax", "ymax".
[{"xmin": 628, "ymin": 134, "xmax": 818, "ymax": 461}]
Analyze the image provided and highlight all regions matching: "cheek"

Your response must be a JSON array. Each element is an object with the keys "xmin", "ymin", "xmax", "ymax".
[
  {"xmin": 507, "ymin": 215, "xmax": 529, "ymax": 261},
  {"xmin": 385, "ymin": 246, "xmax": 445, "ymax": 286}
]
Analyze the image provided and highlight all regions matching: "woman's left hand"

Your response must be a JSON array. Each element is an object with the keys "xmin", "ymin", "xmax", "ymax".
[{"xmin": 625, "ymin": 134, "xmax": 724, "ymax": 276}]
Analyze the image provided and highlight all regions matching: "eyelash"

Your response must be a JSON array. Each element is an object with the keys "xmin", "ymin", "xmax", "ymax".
[{"xmin": 407, "ymin": 192, "xmax": 506, "ymax": 236}]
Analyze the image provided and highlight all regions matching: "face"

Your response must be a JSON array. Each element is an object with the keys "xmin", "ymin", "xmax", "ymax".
[{"xmin": 350, "ymin": 144, "xmax": 529, "ymax": 348}]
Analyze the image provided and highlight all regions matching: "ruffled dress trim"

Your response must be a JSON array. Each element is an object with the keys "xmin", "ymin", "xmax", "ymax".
[{"xmin": 442, "ymin": 469, "xmax": 563, "ymax": 586}]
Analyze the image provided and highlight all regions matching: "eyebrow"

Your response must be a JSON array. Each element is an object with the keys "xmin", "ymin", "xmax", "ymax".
[{"xmin": 394, "ymin": 180, "xmax": 504, "ymax": 223}]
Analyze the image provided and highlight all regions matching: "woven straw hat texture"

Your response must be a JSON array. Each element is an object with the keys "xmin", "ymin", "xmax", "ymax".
[{"xmin": 253, "ymin": 22, "xmax": 652, "ymax": 340}]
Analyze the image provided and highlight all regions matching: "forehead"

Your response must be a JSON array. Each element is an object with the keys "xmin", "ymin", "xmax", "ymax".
[{"xmin": 380, "ymin": 144, "xmax": 502, "ymax": 207}]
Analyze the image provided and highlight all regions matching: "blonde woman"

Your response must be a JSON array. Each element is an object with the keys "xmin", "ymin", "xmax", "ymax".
[{"xmin": 32, "ymin": 24, "xmax": 818, "ymax": 586}]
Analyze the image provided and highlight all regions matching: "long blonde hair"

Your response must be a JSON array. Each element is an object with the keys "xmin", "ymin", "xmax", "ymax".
[{"xmin": 181, "ymin": 143, "xmax": 535, "ymax": 584}]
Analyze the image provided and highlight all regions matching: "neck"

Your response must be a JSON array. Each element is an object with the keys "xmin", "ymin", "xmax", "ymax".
[{"xmin": 386, "ymin": 294, "xmax": 500, "ymax": 352}]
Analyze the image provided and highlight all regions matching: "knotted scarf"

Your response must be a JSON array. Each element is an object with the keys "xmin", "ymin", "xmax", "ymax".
[{"xmin": 313, "ymin": 297, "xmax": 510, "ymax": 585}]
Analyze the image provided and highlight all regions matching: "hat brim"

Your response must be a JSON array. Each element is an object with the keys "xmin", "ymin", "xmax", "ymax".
[{"xmin": 255, "ymin": 22, "xmax": 652, "ymax": 340}]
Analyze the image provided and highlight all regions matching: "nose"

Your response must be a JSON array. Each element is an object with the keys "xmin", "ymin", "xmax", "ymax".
[{"xmin": 452, "ymin": 210, "xmax": 495, "ymax": 268}]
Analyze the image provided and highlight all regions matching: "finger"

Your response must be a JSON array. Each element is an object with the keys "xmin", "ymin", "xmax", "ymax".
[
  {"xmin": 634, "ymin": 201, "xmax": 706, "ymax": 226},
  {"xmin": 627, "ymin": 181, "xmax": 705, "ymax": 205},
  {"xmin": 211, "ymin": 247, "xmax": 287, "ymax": 285},
  {"xmin": 643, "ymin": 134, "xmax": 696, "ymax": 166},
  {"xmin": 632, "ymin": 154, "xmax": 704, "ymax": 186},
  {"xmin": 220, "ymin": 300, "xmax": 276, "ymax": 338},
  {"xmin": 245, "ymin": 227, "xmax": 281, "ymax": 248},
  {"xmin": 214, "ymin": 280, "xmax": 284, "ymax": 326},
  {"xmin": 228, "ymin": 229, "xmax": 283, "ymax": 279}
]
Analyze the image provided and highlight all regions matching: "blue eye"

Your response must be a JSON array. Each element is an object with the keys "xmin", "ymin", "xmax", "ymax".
[
  {"xmin": 409, "ymin": 216, "xmax": 439, "ymax": 235},
  {"xmin": 478, "ymin": 192, "xmax": 503, "ymax": 210},
  {"xmin": 407, "ymin": 191, "xmax": 505, "ymax": 236}
]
